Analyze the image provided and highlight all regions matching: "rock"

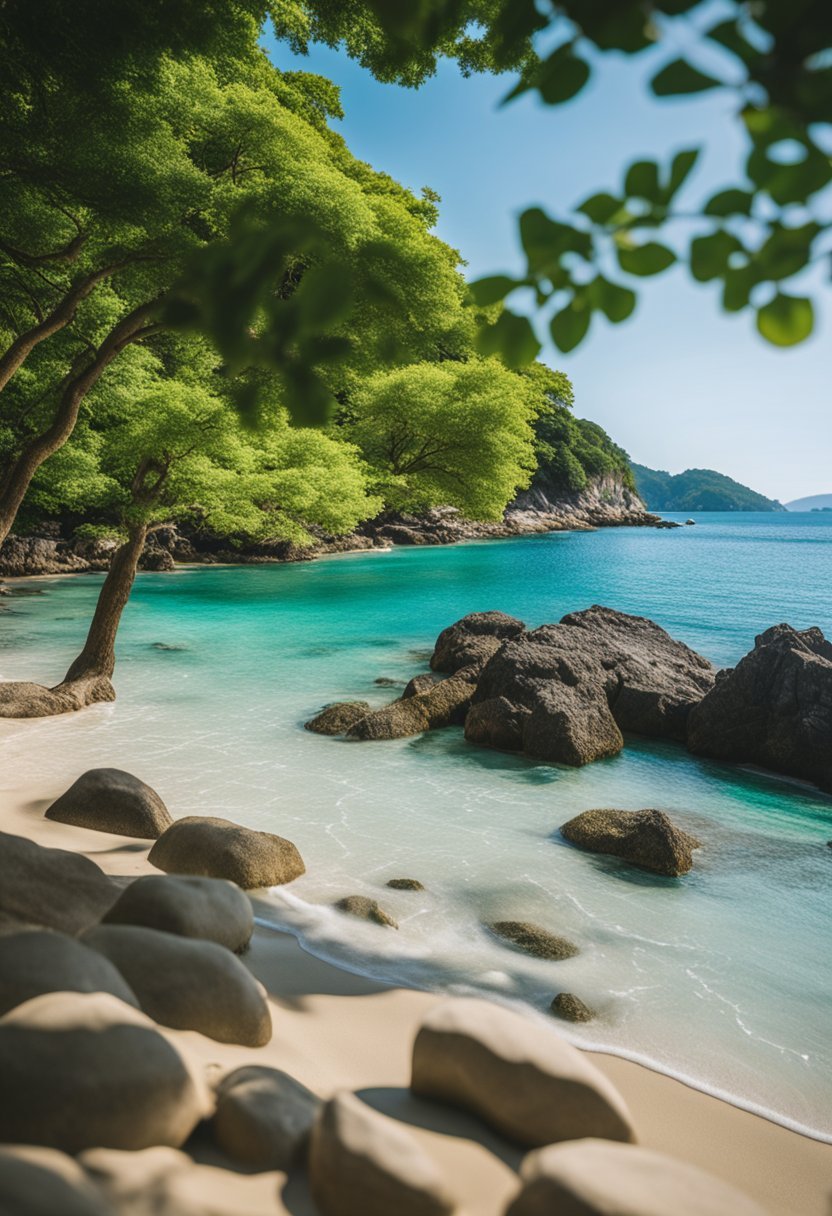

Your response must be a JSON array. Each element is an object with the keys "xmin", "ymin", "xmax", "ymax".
[
  {"xmin": 45, "ymin": 767, "xmax": 172, "ymax": 839},
  {"xmin": 0, "ymin": 831, "xmax": 118, "ymax": 934},
  {"xmin": 560, "ymin": 809, "xmax": 701, "ymax": 877},
  {"xmin": 347, "ymin": 668, "xmax": 478, "ymax": 741},
  {"xmin": 411, "ymin": 997, "xmax": 634, "ymax": 1148},
  {"xmin": 81, "ymin": 925, "xmax": 271, "ymax": 1047},
  {"xmin": 685, "ymin": 518, "xmax": 696, "ymax": 525},
  {"xmin": 309, "ymin": 1090, "xmax": 455, "ymax": 1216},
  {"xmin": 550, "ymin": 993, "xmax": 594, "ymax": 1023},
  {"xmin": 0, "ymin": 992, "xmax": 208, "ymax": 1152},
  {"xmin": 346, "ymin": 696, "xmax": 430, "ymax": 740},
  {"xmin": 213, "ymin": 1065, "xmax": 321, "ymax": 1170},
  {"xmin": 334, "ymin": 896, "xmax": 398, "ymax": 929},
  {"xmin": 0, "ymin": 676, "xmax": 116, "ymax": 718},
  {"xmin": 148, "ymin": 816, "xmax": 305, "ymax": 888},
  {"xmin": 431, "ymin": 611, "xmax": 526, "ymax": 674},
  {"xmin": 386, "ymin": 877, "xmax": 425, "ymax": 891},
  {"xmin": 0, "ymin": 1145, "xmax": 111, "ymax": 1216},
  {"xmin": 0, "ymin": 929, "xmax": 139, "ymax": 1017},
  {"xmin": 401, "ymin": 673, "xmax": 437, "ymax": 699},
  {"xmin": 464, "ymin": 696, "xmax": 529, "ymax": 751},
  {"xmin": 305, "ymin": 701, "xmax": 371, "ymax": 735},
  {"xmin": 687, "ymin": 623, "xmax": 832, "ymax": 793},
  {"xmin": 488, "ymin": 921, "xmax": 579, "ymax": 961},
  {"xmin": 102, "ymin": 873, "xmax": 253, "ymax": 953},
  {"xmin": 654, "ymin": 519, "xmax": 682, "ymax": 529},
  {"xmin": 374, "ymin": 677, "xmax": 401, "ymax": 687},
  {"xmin": 504, "ymin": 1138, "xmax": 766, "ymax": 1216}
]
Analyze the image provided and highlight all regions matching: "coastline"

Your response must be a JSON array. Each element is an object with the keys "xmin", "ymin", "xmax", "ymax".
[{"xmin": 1, "ymin": 776, "xmax": 830, "ymax": 1215}]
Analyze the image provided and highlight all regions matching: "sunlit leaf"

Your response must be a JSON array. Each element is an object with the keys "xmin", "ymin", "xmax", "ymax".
[
  {"xmin": 756, "ymin": 293, "xmax": 814, "ymax": 345},
  {"xmin": 577, "ymin": 192, "xmax": 622, "ymax": 224}
]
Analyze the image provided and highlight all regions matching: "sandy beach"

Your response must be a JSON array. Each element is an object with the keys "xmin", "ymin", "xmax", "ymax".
[{"xmin": 1, "ymin": 776, "xmax": 829, "ymax": 1215}]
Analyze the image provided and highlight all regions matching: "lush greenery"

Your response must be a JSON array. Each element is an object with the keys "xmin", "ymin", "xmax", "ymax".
[{"xmin": 632, "ymin": 463, "xmax": 785, "ymax": 512}]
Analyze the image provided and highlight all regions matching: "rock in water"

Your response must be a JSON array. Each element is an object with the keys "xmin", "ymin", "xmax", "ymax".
[
  {"xmin": 0, "ymin": 1145, "xmax": 111, "ymax": 1216},
  {"xmin": 0, "ymin": 930, "xmax": 139, "ymax": 1017},
  {"xmin": 309, "ymin": 1090, "xmax": 455, "ymax": 1216},
  {"xmin": 687, "ymin": 623, "xmax": 832, "ymax": 793},
  {"xmin": 386, "ymin": 877, "xmax": 425, "ymax": 891},
  {"xmin": 148, "ymin": 816, "xmax": 305, "ymax": 888},
  {"xmin": 45, "ymin": 767, "xmax": 172, "ymax": 839},
  {"xmin": 334, "ymin": 896, "xmax": 398, "ymax": 928},
  {"xmin": 347, "ymin": 668, "xmax": 478, "ymax": 741},
  {"xmin": 305, "ymin": 701, "xmax": 370, "ymax": 734},
  {"xmin": 550, "ymin": 993, "xmax": 595, "ymax": 1023},
  {"xmin": 102, "ymin": 874, "xmax": 253, "ymax": 953},
  {"xmin": 411, "ymin": 997, "xmax": 634, "ymax": 1148},
  {"xmin": 488, "ymin": 921, "xmax": 579, "ymax": 960},
  {"xmin": 213, "ymin": 1065, "xmax": 321, "ymax": 1170},
  {"xmin": 0, "ymin": 831, "xmax": 118, "ymax": 934},
  {"xmin": 560, "ymin": 809, "xmax": 701, "ymax": 877},
  {"xmin": 0, "ymin": 992, "xmax": 208, "ymax": 1152},
  {"xmin": 81, "ymin": 925, "xmax": 271, "ymax": 1046},
  {"xmin": 505, "ymin": 1139, "xmax": 766, "ymax": 1216},
  {"xmin": 430, "ymin": 611, "xmax": 526, "ymax": 674}
]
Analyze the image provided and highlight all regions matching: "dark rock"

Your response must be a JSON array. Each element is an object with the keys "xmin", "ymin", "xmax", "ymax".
[
  {"xmin": 45, "ymin": 768, "xmax": 172, "ymax": 839},
  {"xmin": 148, "ymin": 816, "xmax": 305, "ymax": 889},
  {"xmin": 373, "ymin": 677, "xmax": 401, "ymax": 687},
  {"xmin": 550, "ymin": 993, "xmax": 594, "ymax": 1023},
  {"xmin": 347, "ymin": 667, "xmax": 478, "ymax": 741},
  {"xmin": 0, "ymin": 831, "xmax": 118, "ymax": 934},
  {"xmin": 401, "ymin": 673, "xmax": 437, "ymax": 699},
  {"xmin": 0, "ymin": 930, "xmax": 139, "ymax": 1017},
  {"xmin": 334, "ymin": 896, "xmax": 398, "ymax": 928},
  {"xmin": 687, "ymin": 623, "xmax": 832, "ymax": 793},
  {"xmin": 560, "ymin": 808, "xmax": 700, "ymax": 877},
  {"xmin": 386, "ymin": 877, "xmax": 425, "ymax": 891},
  {"xmin": 430, "ymin": 611, "xmax": 526, "ymax": 674},
  {"xmin": 102, "ymin": 874, "xmax": 253, "ymax": 953},
  {"xmin": 0, "ymin": 1146, "xmax": 112, "ymax": 1216},
  {"xmin": 464, "ymin": 696, "xmax": 530, "ymax": 751},
  {"xmin": 213, "ymin": 1065, "xmax": 321, "ymax": 1170},
  {"xmin": 488, "ymin": 921, "xmax": 579, "ymax": 961},
  {"xmin": 685, "ymin": 518, "xmax": 696, "ymax": 525},
  {"xmin": 305, "ymin": 701, "xmax": 370, "ymax": 735}
]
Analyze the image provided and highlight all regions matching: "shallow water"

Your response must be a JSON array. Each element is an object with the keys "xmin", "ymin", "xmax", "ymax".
[{"xmin": 1, "ymin": 512, "xmax": 831, "ymax": 1138}]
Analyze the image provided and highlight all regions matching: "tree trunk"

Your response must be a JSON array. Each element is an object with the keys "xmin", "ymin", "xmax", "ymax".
[{"xmin": 63, "ymin": 523, "xmax": 148, "ymax": 681}]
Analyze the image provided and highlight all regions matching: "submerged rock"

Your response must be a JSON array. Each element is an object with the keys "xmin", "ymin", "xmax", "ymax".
[
  {"xmin": 430, "ymin": 610, "xmax": 526, "ymax": 674},
  {"xmin": 347, "ymin": 667, "xmax": 478, "ymax": 741},
  {"xmin": 386, "ymin": 877, "xmax": 425, "ymax": 891},
  {"xmin": 0, "ymin": 831, "xmax": 118, "ymax": 934},
  {"xmin": 305, "ymin": 701, "xmax": 370, "ymax": 735},
  {"xmin": 550, "ymin": 993, "xmax": 594, "ymax": 1023},
  {"xmin": 148, "ymin": 816, "xmax": 305, "ymax": 889},
  {"xmin": 213, "ymin": 1065, "xmax": 321, "ymax": 1170},
  {"xmin": 102, "ymin": 873, "xmax": 253, "ymax": 953},
  {"xmin": 45, "ymin": 767, "xmax": 172, "ymax": 839},
  {"xmin": 0, "ymin": 930, "xmax": 138, "ymax": 1017},
  {"xmin": 488, "ymin": 921, "xmax": 579, "ymax": 961},
  {"xmin": 334, "ymin": 896, "xmax": 398, "ymax": 929},
  {"xmin": 560, "ymin": 809, "xmax": 701, "ymax": 877}
]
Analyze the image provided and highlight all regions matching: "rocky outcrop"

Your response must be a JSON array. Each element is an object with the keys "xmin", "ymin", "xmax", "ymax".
[
  {"xmin": 386, "ymin": 877, "xmax": 425, "ymax": 891},
  {"xmin": 0, "ymin": 530, "xmax": 173, "ymax": 578},
  {"xmin": 687, "ymin": 623, "xmax": 832, "ymax": 793},
  {"xmin": 430, "ymin": 611, "xmax": 525, "ymax": 674},
  {"xmin": 334, "ymin": 896, "xmax": 398, "ymax": 929},
  {"xmin": 148, "ymin": 816, "xmax": 305, "ymax": 889},
  {"xmin": 213, "ymin": 1065, "xmax": 321, "ymax": 1170},
  {"xmin": 487, "ymin": 921, "xmax": 579, "ymax": 961},
  {"xmin": 560, "ymin": 809, "xmax": 701, "ymax": 877},
  {"xmin": 0, "ymin": 832, "xmax": 118, "ymax": 934},
  {"xmin": 45, "ymin": 768, "xmax": 172, "ymax": 839},
  {"xmin": 0, "ymin": 675, "xmax": 116, "ymax": 719},
  {"xmin": 102, "ymin": 874, "xmax": 254, "ymax": 953},
  {"xmin": 346, "ymin": 667, "xmax": 478, "ymax": 741},
  {"xmin": 0, "ymin": 930, "xmax": 138, "ymax": 1017},
  {"xmin": 305, "ymin": 701, "xmax": 371, "ymax": 735},
  {"xmin": 550, "ymin": 993, "xmax": 595, "ymax": 1023}
]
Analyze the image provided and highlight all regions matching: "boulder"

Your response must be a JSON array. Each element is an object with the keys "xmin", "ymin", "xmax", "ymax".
[
  {"xmin": 334, "ymin": 896, "xmax": 398, "ymax": 929},
  {"xmin": 347, "ymin": 668, "xmax": 478, "ymax": 741},
  {"xmin": 213, "ymin": 1065, "xmax": 321, "ymax": 1170},
  {"xmin": 0, "ymin": 992, "xmax": 208, "ymax": 1152},
  {"xmin": 504, "ymin": 1139, "xmax": 766, "ymax": 1216},
  {"xmin": 550, "ymin": 993, "xmax": 594, "ymax": 1023},
  {"xmin": 0, "ymin": 1145, "xmax": 111, "ymax": 1216},
  {"xmin": 464, "ymin": 696, "xmax": 530, "ymax": 751},
  {"xmin": 148, "ymin": 816, "xmax": 305, "ymax": 889},
  {"xmin": 386, "ymin": 877, "xmax": 425, "ymax": 891},
  {"xmin": 488, "ymin": 921, "xmax": 579, "ymax": 961},
  {"xmin": 0, "ymin": 831, "xmax": 118, "ymax": 934},
  {"xmin": 411, "ymin": 997, "xmax": 634, "ymax": 1148},
  {"xmin": 309, "ymin": 1090, "xmax": 455, "ymax": 1216},
  {"xmin": 687, "ymin": 623, "xmax": 832, "ymax": 793},
  {"xmin": 45, "ymin": 767, "xmax": 172, "ymax": 839},
  {"xmin": 560, "ymin": 809, "xmax": 700, "ymax": 877},
  {"xmin": 0, "ymin": 929, "xmax": 139, "ymax": 1017},
  {"xmin": 431, "ymin": 611, "xmax": 526, "ymax": 674},
  {"xmin": 81, "ymin": 925, "xmax": 271, "ymax": 1047},
  {"xmin": 305, "ymin": 701, "xmax": 370, "ymax": 735},
  {"xmin": 101, "ymin": 874, "xmax": 253, "ymax": 953},
  {"xmin": 401, "ymin": 674, "xmax": 437, "ymax": 699}
]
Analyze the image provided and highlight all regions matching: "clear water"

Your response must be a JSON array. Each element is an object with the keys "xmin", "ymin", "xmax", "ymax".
[{"xmin": 1, "ymin": 512, "xmax": 831, "ymax": 1139}]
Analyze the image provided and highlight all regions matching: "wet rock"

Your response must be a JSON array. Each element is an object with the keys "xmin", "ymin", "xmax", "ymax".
[
  {"xmin": 82, "ymin": 925, "xmax": 271, "ymax": 1046},
  {"xmin": 464, "ymin": 696, "xmax": 529, "ymax": 751},
  {"xmin": 347, "ymin": 668, "xmax": 478, "ymax": 741},
  {"xmin": 560, "ymin": 809, "xmax": 700, "ymax": 877},
  {"xmin": 334, "ymin": 896, "xmax": 398, "ymax": 929},
  {"xmin": 401, "ymin": 674, "xmax": 437, "ymax": 699},
  {"xmin": 0, "ymin": 1145, "xmax": 111, "ymax": 1216},
  {"xmin": 0, "ymin": 831, "xmax": 118, "ymax": 934},
  {"xmin": 309, "ymin": 1090, "xmax": 455, "ymax": 1216},
  {"xmin": 0, "ymin": 929, "xmax": 139, "ymax": 1017},
  {"xmin": 45, "ymin": 768, "xmax": 172, "ymax": 839},
  {"xmin": 213, "ymin": 1065, "xmax": 321, "ymax": 1170},
  {"xmin": 411, "ymin": 997, "xmax": 634, "ymax": 1148},
  {"xmin": 550, "ymin": 993, "xmax": 594, "ymax": 1023},
  {"xmin": 431, "ymin": 611, "xmax": 526, "ymax": 674},
  {"xmin": 305, "ymin": 701, "xmax": 371, "ymax": 735},
  {"xmin": 148, "ymin": 816, "xmax": 305, "ymax": 889},
  {"xmin": 386, "ymin": 877, "xmax": 425, "ymax": 891},
  {"xmin": 102, "ymin": 873, "xmax": 253, "ymax": 953},
  {"xmin": 505, "ymin": 1139, "xmax": 766, "ymax": 1216},
  {"xmin": 374, "ymin": 677, "xmax": 401, "ymax": 688},
  {"xmin": 488, "ymin": 921, "xmax": 579, "ymax": 961},
  {"xmin": 0, "ymin": 992, "xmax": 208, "ymax": 1152},
  {"xmin": 688, "ymin": 623, "xmax": 832, "ymax": 793}
]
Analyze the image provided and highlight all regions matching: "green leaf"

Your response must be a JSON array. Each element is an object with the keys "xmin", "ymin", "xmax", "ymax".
[
  {"xmin": 617, "ymin": 242, "xmax": 676, "ymax": 276},
  {"xmin": 295, "ymin": 264, "xmax": 353, "ymax": 329},
  {"xmin": 535, "ymin": 44, "xmax": 591, "ymax": 105},
  {"xmin": 519, "ymin": 208, "xmax": 592, "ymax": 273},
  {"xmin": 468, "ymin": 275, "xmax": 519, "ymax": 306},
  {"xmin": 590, "ymin": 276, "xmax": 637, "ymax": 323},
  {"xmin": 550, "ymin": 300, "xmax": 591, "ymax": 352},
  {"xmin": 625, "ymin": 160, "xmax": 661, "ymax": 202},
  {"xmin": 690, "ymin": 231, "xmax": 744, "ymax": 282},
  {"xmin": 666, "ymin": 148, "xmax": 700, "ymax": 198},
  {"xmin": 704, "ymin": 188, "xmax": 754, "ymax": 216},
  {"xmin": 756, "ymin": 293, "xmax": 814, "ymax": 346},
  {"xmin": 577, "ymin": 192, "xmax": 622, "ymax": 224},
  {"xmin": 706, "ymin": 20, "xmax": 757, "ymax": 64},
  {"xmin": 722, "ymin": 266, "xmax": 757, "ymax": 312},
  {"xmin": 476, "ymin": 309, "xmax": 541, "ymax": 367},
  {"xmin": 755, "ymin": 223, "xmax": 819, "ymax": 281},
  {"xmin": 651, "ymin": 59, "xmax": 723, "ymax": 96}
]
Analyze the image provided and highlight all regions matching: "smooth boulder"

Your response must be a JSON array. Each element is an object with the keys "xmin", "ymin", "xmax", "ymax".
[
  {"xmin": 0, "ymin": 1145, "xmax": 111, "ymax": 1216},
  {"xmin": 305, "ymin": 701, "xmax": 370, "ymax": 735},
  {"xmin": 0, "ymin": 929, "xmax": 138, "ymax": 1017},
  {"xmin": 82, "ymin": 924, "xmax": 271, "ymax": 1046},
  {"xmin": 45, "ymin": 768, "xmax": 172, "ymax": 839},
  {"xmin": 309, "ymin": 1090, "xmax": 455, "ymax": 1216},
  {"xmin": 334, "ymin": 896, "xmax": 398, "ymax": 929},
  {"xmin": 550, "ymin": 993, "xmax": 594, "ymax": 1023},
  {"xmin": 213, "ymin": 1065, "xmax": 321, "ymax": 1170},
  {"xmin": 102, "ymin": 874, "xmax": 253, "ymax": 953},
  {"xmin": 431, "ymin": 611, "xmax": 526, "ymax": 674},
  {"xmin": 0, "ymin": 992, "xmax": 208, "ymax": 1152},
  {"xmin": 411, "ymin": 997, "xmax": 634, "ymax": 1148},
  {"xmin": 488, "ymin": 921, "xmax": 579, "ymax": 961},
  {"xmin": 560, "ymin": 809, "xmax": 700, "ymax": 877},
  {"xmin": 148, "ymin": 816, "xmax": 305, "ymax": 889},
  {"xmin": 505, "ymin": 1139, "xmax": 766, "ymax": 1216},
  {"xmin": 0, "ymin": 831, "xmax": 118, "ymax": 934}
]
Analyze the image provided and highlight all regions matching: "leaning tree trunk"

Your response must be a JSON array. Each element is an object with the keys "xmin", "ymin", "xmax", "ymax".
[{"xmin": 63, "ymin": 523, "xmax": 148, "ymax": 682}]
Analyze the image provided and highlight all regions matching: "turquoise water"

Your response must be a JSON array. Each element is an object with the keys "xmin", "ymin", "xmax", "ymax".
[{"xmin": 1, "ymin": 512, "xmax": 831, "ymax": 1138}]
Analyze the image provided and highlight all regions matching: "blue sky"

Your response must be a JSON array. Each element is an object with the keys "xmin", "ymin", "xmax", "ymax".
[{"xmin": 264, "ymin": 28, "xmax": 829, "ymax": 504}]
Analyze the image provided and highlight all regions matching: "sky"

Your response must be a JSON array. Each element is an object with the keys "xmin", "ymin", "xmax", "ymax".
[{"xmin": 263, "ymin": 25, "xmax": 830, "ymax": 504}]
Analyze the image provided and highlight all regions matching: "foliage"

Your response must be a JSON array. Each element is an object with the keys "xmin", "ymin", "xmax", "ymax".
[{"xmin": 631, "ymin": 463, "xmax": 785, "ymax": 512}]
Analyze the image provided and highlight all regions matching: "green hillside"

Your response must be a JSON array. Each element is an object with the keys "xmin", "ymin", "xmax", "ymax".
[{"xmin": 632, "ymin": 465, "xmax": 785, "ymax": 512}]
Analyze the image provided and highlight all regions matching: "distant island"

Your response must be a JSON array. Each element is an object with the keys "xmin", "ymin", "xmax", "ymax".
[
  {"xmin": 632, "ymin": 464, "xmax": 785, "ymax": 512},
  {"xmin": 784, "ymin": 493, "xmax": 832, "ymax": 512}
]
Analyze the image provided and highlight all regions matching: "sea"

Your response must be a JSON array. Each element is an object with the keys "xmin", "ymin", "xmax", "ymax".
[{"xmin": 1, "ymin": 511, "xmax": 830, "ymax": 1140}]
